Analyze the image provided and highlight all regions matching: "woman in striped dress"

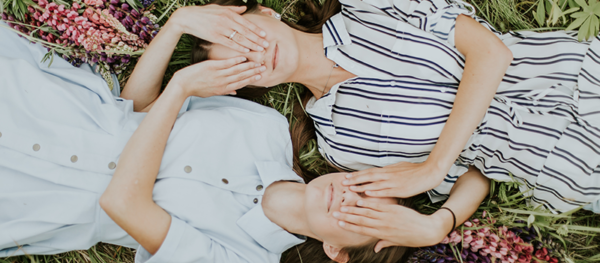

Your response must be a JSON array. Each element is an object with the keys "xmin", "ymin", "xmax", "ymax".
[{"xmin": 195, "ymin": 0, "xmax": 600, "ymax": 251}]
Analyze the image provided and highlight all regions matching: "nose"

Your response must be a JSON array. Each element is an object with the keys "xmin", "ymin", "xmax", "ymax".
[
  {"xmin": 341, "ymin": 187, "xmax": 362, "ymax": 206},
  {"xmin": 245, "ymin": 49, "xmax": 267, "ymax": 65}
]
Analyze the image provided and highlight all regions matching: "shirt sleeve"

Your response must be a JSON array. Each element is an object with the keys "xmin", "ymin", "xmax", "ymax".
[
  {"xmin": 390, "ymin": 0, "xmax": 476, "ymax": 47},
  {"xmin": 426, "ymin": 162, "xmax": 469, "ymax": 203},
  {"xmin": 135, "ymin": 216, "xmax": 248, "ymax": 263}
]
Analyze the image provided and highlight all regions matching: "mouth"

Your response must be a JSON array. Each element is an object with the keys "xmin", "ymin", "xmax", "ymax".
[
  {"xmin": 327, "ymin": 183, "xmax": 333, "ymax": 212},
  {"xmin": 273, "ymin": 43, "xmax": 278, "ymax": 71}
]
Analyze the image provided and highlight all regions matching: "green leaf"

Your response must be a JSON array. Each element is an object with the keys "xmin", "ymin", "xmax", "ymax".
[
  {"xmin": 527, "ymin": 214, "xmax": 535, "ymax": 227},
  {"xmin": 572, "ymin": 10, "xmax": 589, "ymax": 17},
  {"xmin": 569, "ymin": 0, "xmax": 578, "ymax": 8},
  {"xmin": 578, "ymin": 16, "xmax": 592, "ymax": 40},
  {"xmin": 575, "ymin": 0, "xmax": 589, "ymax": 8},
  {"xmin": 537, "ymin": 0, "xmax": 547, "ymax": 26},
  {"xmin": 589, "ymin": 13, "xmax": 599, "ymax": 37},
  {"xmin": 567, "ymin": 15, "xmax": 588, "ymax": 30},
  {"xmin": 551, "ymin": 0, "xmax": 563, "ymax": 25},
  {"xmin": 594, "ymin": 2, "xmax": 600, "ymax": 15}
]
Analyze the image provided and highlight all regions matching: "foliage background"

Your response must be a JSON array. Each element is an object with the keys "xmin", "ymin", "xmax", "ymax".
[{"xmin": 2, "ymin": 0, "xmax": 600, "ymax": 262}]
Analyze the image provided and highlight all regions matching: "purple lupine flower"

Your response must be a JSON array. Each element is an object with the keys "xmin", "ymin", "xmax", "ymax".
[
  {"xmin": 121, "ymin": 3, "xmax": 130, "ymax": 11},
  {"xmin": 140, "ymin": 16, "xmax": 150, "ymax": 24},
  {"xmin": 139, "ymin": 31, "xmax": 148, "ymax": 40},
  {"xmin": 130, "ymin": 9, "xmax": 140, "ymax": 19}
]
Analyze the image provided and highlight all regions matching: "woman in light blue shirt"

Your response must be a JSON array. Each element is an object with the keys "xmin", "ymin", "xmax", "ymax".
[{"xmin": 0, "ymin": 3, "xmax": 491, "ymax": 262}]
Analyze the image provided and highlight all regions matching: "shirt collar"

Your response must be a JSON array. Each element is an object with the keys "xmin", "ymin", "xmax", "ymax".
[
  {"xmin": 311, "ymin": 13, "xmax": 353, "ymax": 136},
  {"xmin": 237, "ymin": 161, "xmax": 306, "ymax": 254},
  {"xmin": 305, "ymin": 83, "xmax": 344, "ymax": 136},
  {"xmin": 322, "ymin": 13, "xmax": 352, "ymax": 49}
]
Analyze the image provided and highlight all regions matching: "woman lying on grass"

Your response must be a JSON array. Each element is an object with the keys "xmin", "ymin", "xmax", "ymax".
[
  {"xmin": 0, "ymin": 2, "xmax": 492, "ymax": 263},
  {"xmin": 192, "ymin": 0, "xmax": 600, "ymax": 254}
]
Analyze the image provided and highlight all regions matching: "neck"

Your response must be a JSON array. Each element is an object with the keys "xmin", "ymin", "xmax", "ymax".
[
  {"xmin": 262, "ymin": 181, "xmax": 320, "ymax": 240},
  {"xmin": 287, "ymin": 31, "xmax": 355, "ymax": 100}
]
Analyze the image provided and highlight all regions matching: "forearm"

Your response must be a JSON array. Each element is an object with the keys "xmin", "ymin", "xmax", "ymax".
[
  {"xmin": 100, "ymin": 83, "xmax": 188, "ymax": 253},
  {"xmin": 430, "ymin": 166, "xmax": 490, "ymax": 243},
  {"xmin": 426, "ymin": 15, "xmax": 512, "ymax": 177},
  {"xmin": 120, "ymin": 17, "xmax": 184, "ymax": 112}
]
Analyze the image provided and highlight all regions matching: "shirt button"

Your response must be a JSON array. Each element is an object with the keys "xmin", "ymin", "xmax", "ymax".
[
  {"xmin": 32, "ymin": 144, "xmax": 41, "ymax": 151},
  {"xmin": 184, "ymin": 166, "xmax": 192, "ymax": 173},
  {"xmin": 70, "ymin": 155, "xmax": 78, "ymax": 163},
  {"xmin": 256, "ymin": 185, "xmax": 263, "ymax": 191},
  {"xmin": 253, "ymin": 198, "xmax": 258, "ymax": 204},
  {"xmin": 108, "ymin": 162, "xmax": 117, "ymax": 170},
  {"xmin": 222, "ymin": 178, "xmax": 229, "ymax": 184}
]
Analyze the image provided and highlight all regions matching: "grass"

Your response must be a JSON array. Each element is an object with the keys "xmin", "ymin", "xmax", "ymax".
[{"xmin": 4, "ymin": 0, "xmax": 600, "ymax": 262}]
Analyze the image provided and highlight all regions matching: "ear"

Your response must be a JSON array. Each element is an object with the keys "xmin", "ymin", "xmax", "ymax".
[
  {"xmin": 374, "ymin": 240, "xmax": 396, "ymax": 253},
  {"xmin": 323, "ymin": 243, "xmax": 350, "ymax": 263},
  {"xmin": 257, "ymin": 6, "xmax": 280, "ymax": 19}
]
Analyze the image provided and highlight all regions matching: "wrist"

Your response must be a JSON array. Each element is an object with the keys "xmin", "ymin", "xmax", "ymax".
[
  {"xmin": 164, "ymin": 82, "xmax": 190, "ymax": 101},
  {"xmin": 166, "ymin": 8, "xmax": 188, "ymax": 35},
  {"xmin": 428, "ymin": 209, "xmax": 455, "ymax": 244}
]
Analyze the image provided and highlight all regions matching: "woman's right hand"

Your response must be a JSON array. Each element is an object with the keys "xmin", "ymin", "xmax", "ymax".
[
  {"xmin": 170, "ymin": 56, "xmax": 266, "ymax": 98},
  {"xmin": 170, "ymin": 5, "xmax": 269, "ymax": 53}
]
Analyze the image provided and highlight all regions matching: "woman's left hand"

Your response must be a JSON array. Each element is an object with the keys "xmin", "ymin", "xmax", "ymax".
[
  {"xmin": 333, "ymin": 200, "xmax": 444, "ymax": 250},
  {"xmin": 342, "ymin": 161, "xmax": 446, "ymax": 198}
]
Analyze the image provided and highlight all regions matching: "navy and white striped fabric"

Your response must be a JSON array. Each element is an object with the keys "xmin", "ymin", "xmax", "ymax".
[{"xmin": 305, "ymin": 0, "xmax": 600, "ymax": 213}]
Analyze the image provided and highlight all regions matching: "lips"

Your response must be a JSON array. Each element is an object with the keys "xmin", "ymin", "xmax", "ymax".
[
  {"xmin": 327, "ymin": 183, "xmax": 333, "ymax": 212},
  {"xmin": 272, "ymin": 44, "xmax": 278, "ymax": 70}
]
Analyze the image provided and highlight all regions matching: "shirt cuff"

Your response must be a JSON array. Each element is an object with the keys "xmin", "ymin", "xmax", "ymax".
[{"xmin": 135, "ymin": 216, "xmax": 185, "ymax": 263}]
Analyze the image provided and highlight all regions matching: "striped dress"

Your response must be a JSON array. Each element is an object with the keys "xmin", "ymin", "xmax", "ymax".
[{"xmin": 305, "ymin": 0, "xmax": 600, "ymax": 213}]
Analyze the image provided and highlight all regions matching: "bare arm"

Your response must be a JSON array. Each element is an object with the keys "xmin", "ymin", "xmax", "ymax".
[
  {"xmin": 100, "ymin": 56, "xmax": 261, "ymax": 254},
  {"xmin": 343, "ymin": 14, "xmax": 513, "ymax": 198},
  {"xmin": 335, "ymin": 166, "xmax": 490, "ymax": 250}
]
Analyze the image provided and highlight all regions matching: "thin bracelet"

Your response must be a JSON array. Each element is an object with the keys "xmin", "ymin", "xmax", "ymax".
[{"xmin": 439, "ymin": 207, "xmax": 456, "ymax": 237}]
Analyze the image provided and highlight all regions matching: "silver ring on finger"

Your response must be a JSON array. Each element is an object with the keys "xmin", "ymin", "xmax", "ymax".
[{"xmin": 228, "ymin": 30, "xmax": 237, "ymax": 40}]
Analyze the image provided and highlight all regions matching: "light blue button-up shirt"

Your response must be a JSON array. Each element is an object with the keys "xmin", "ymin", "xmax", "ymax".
[{"xmin": 0, "ymin": 22, "xmax": 305, "ymax": 262}]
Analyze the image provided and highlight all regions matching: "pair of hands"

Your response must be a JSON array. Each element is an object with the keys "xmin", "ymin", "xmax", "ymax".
[
  {"xmin": 335, "ymin": 161, "xmax": 447, "ymax": 250},
  {"xmin": 166, "ymin": 5, "xmax": 270, "ymax": 98},
  {"xmin": 161, "ymin": 4, "xmax": 450, "ymax": 250}
]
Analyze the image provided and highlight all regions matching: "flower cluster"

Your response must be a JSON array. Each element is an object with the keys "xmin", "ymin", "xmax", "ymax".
[
  {"xmin": 408, "ymin": 213, "xmax": 560, "ymax": 263},
  {"xmin": 1, "ymin": 0, "xmax": 160, "ymax": 89}
]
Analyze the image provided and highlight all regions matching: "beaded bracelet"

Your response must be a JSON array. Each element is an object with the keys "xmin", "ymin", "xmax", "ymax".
[{"xmin": 439, "ymin": 207, "xmax": 456, "ymax": 237}]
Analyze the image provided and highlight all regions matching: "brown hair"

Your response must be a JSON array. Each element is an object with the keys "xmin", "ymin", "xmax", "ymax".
[{"xmin": 190, "ymin": 1, "xmax": 415, "ymax": 261}]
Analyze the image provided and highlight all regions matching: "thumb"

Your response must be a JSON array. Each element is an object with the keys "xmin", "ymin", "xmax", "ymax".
[
  {"xmin": 229, "ymin": 5, "xmax": 247, "ymax": 14},
  {"xmin": 374, "ymin": 240, "xmax": 398, "ymax": 253}
]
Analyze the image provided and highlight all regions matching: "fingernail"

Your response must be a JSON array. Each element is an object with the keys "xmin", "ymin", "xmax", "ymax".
[
  {"xmin": 256, "ymin": 46, "xmax": 264, "ymax": 51},
  {"xmin": 263, "ymin": 41, "xmax": 269, "ymax": 47},
  {"xmin": 357, "ymin": 200, "xmax": 364, "ymax": 206},
  {"xmin": 338, "ymin": 221, "xmax": 345, "ymax": 227},
  {"xmin": 255, "ymin": 75, "xmax": 261, "ymax": 80},
  {"xmin": 260, "ymin": 66, "xmax": 266, "ymax": 72},
  {"xmin": 260, "ymin": 31, "xmax": 266, "ymax": 37},
  {"xmin": 342, "ymin": 180, "xmax": 349, "ymax": 185},
  {"xmin": 244, "ymin": 48, "xmax": 250, "ymax": 53},
  {"xmin": 255, "ymin": 63, "xmax": 262, "ymax": 67},
  {"xmin": 333, "ymin": 212, "xmax": 340, "ymax": 218},
  {"xmin": 349, "ymin": 185, "xmax": 357, "ymax": 190},
  {"xmin": 346, "ymin": 174, "xmax": 353, "ymax": 178},
  {"xmin": 365, "ymin": 191, "xmax": 371, "ymax": 196},
  {"xmin": 241, "ymin": 57, "xmax": 247, "ymax": 61},
  {"xmin": 340, "ymin": 207, "xmax": 348, "ymax": 212}
]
